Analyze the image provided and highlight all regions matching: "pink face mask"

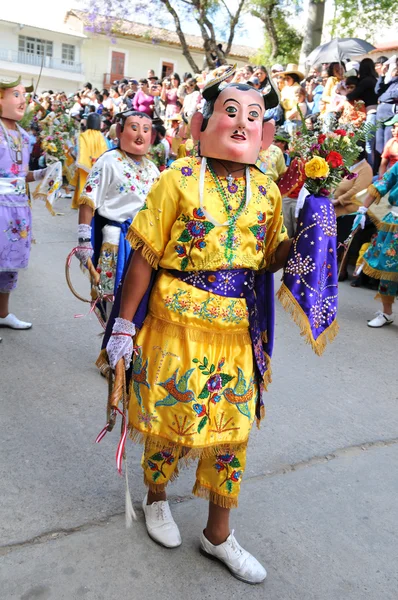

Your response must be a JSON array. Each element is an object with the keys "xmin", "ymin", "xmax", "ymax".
[
  {"xmin": 192, "ymin": 86, "xmax": 272, "ymax": 164},
  {"xmin": 0, "ymin": 85, "xmax": 26, "ymax": 121},
  {"xmin": 119, "ymin": 115, "xmax": 152, "ymax": 156}
]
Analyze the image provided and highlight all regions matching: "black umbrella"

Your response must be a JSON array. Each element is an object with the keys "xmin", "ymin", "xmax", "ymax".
[{"xmin": 305, "ymin": 38, "xmax": 376, "ymax": 66}]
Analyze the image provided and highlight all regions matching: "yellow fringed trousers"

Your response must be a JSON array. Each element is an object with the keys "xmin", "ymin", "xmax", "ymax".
[{"xmin": 142, "ymin": 441, "xmax": 247, "ymax": 509}]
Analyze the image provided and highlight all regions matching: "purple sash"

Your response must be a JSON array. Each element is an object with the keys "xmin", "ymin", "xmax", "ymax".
[{"xmin": 169, "ymin": 269, "xmax": 275, "ymax": 421}]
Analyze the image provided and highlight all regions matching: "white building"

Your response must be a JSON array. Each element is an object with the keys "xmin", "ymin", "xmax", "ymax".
[
  {"xmin": 0, "ymin": 10, "xmax": 254, "ymax": 95},
  {"xmin": 0, "ymin": 18, "xmax": 85, "ymax": 95}
]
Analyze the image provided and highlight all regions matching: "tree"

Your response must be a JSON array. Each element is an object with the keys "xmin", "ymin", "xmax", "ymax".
[
  {"xmin": 85, "ymin": 0, "xmax": 247, "ymax": 73},
  {"xmin": 329, "ymin": 0, "xmax": 397, "ymax": 37},
  {"xmin": 249, "ymin": 0, "xmax": 303, "ymax": 64},
  {"xmin": 298, "ymin": 0, "xmax": 326, "ymax": 68}
]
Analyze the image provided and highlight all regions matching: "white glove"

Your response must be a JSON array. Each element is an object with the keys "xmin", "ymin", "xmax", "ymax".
[
  {"xmin": 352, "ymin": 206, "xmax": 368, "ymax": 231},
  {"xmin": 75, "ymin": 223, "xmax": 93, "ymax": 264},
  {"xmin": 106, "ymin": 317, "xmax": 136, "ymax": 370}
]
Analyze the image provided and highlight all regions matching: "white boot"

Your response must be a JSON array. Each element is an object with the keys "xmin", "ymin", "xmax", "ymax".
[
  {"xmin": 200, "ymin": 529, "xmax": 267, "ymax": 584},
  {"xmin": 0, "ymin": 313, "xmax": 32, "ymax": 329},
  {"xmin": 367, "ymin": 311, "xmax": 394, "ymax": 328},
  {"xmin": 142, "ymin": 494, "xmax": 181, "ymax": 548}
]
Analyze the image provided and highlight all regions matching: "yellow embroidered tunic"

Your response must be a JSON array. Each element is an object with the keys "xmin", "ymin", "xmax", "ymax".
[{"xmin": 127, "ymin": 156, "xmax": 287, "ymax": 457}]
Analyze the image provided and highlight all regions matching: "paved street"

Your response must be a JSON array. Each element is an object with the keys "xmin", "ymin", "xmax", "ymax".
[{"xmin": 1, "ymin": 197, "xmax": 397, "ymax": 600}]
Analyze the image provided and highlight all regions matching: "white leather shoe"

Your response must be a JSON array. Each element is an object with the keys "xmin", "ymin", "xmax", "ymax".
[
  {"xmin": 142, "ymin": 494, "xmax": 181, "ymax": 548},
  {"xmin": 200, "ymin": 529, "xmax": 267, "ymax": 584},
  {"xmin": 367, "ymin": 311, "xmax": 394, "ymax": 328},
  {"xmin": 0, "ymin": 313, "xmax": 32, "ymax": 329}
]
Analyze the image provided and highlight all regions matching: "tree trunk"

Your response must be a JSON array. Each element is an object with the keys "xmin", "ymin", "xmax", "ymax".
[
  {"xmin": 160, "ymin": 0, "xmax": 200, "ymax": 73},
  {"xmin": 299, "ymin": 0, "xmax": 326, "ymax": 70},
  {"xmin": 250, "ymin": 4, "xmax": 278, "ymax": 62}
]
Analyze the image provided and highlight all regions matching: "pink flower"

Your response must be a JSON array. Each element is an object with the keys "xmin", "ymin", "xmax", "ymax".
[{"xmin": 10, "ymin": 164, "xmax": 19, "ymax": 175}]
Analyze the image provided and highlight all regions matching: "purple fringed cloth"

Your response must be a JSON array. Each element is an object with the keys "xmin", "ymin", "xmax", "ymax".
[{"xmin": 277, "ymin": 195, "xmax": 339, "ymax": 355}]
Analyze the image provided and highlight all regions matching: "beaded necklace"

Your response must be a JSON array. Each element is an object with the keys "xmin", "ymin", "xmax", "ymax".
[{"xmin": 206, "ymin": 159, "xmax": 249, "ymax": 265}]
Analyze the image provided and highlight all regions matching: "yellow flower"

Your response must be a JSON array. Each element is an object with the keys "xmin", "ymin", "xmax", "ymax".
[
  {"xmin": 305, "ymin": 156, "xmax": 330, "ymax": 179},
  {"xmin": 19, "ymin": 229, "xmax": 28, "ymax": 239}
]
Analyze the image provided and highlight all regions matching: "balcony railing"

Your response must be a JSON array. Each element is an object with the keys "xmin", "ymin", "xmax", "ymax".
[{"xmin": 0, "ymin": 49, "xmax": 82, "ymax": 73}]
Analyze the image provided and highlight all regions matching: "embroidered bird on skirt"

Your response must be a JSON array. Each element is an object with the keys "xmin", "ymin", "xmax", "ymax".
[
  {"xmin": 155, "ymin": 368, "xmax": 195, "ymax": 407},
  {"xmin": 223, "ymin": 368, "xmax": 253, "ymax": 418}
]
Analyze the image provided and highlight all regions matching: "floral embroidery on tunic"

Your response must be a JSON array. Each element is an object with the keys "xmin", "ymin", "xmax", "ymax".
[
  {"xmin": 175, "ymin": 209, "xmax": 215, "ymax": 270},
  {"xmin": 249, "ymin": 211, "xmax": 267, "ymax": 252},
  {"xmin": 214, "ymin": 453, "xmax": 243, "ymax": 494}
]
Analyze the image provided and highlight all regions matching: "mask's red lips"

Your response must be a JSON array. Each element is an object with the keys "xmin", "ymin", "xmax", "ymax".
[
  {"xmin": 231, "ymin": 133, "xmax": 246, "ymax": 141},
  {"xmin": 135, "ymin": 138, "xmax": 144, "ymax": 144}
]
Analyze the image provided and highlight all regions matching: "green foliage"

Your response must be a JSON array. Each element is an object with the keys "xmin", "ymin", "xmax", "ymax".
[{"xmin": 329, "ymin": 0, "xmax": 397, "ymax": 37}]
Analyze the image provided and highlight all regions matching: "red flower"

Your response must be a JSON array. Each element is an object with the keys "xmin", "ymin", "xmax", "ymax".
[
  {"xmin": 105, "ymin": 271, "xmax": 113, "ymax": 278},
  {"xmin": 349, "ymin": 132, "xmax": 355, "ymax": 137},
  {"xmin": 85, "ymin": 185, "xmax": 92, "ymax": 193},
  {"xmin": 318, "ymin": 134, "xmax": 326, "ymax": 144},
  {"xmin": 334, "ymin": 129, "xmax": 347, "ymax": 136},
  {"xmin": 326, "ymin": 151, "xmax": 344, "ymax": 168}
]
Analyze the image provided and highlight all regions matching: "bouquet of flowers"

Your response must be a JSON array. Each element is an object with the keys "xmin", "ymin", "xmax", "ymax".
[{"xmin": 288, "ymin": 116, "xmax": 374, "ymax": 197}]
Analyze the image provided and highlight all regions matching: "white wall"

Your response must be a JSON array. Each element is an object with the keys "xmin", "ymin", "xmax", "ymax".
[{"xmin": 80, "ymin": 34, "xmax": 247, "ymax": 90}]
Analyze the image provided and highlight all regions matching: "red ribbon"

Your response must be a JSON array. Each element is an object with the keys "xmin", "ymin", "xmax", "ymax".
[{"xmin": 95, "ymin": 406, "xmax": 127, "ymax": 476}]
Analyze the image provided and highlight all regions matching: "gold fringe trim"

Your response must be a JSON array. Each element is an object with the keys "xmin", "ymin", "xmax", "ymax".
[
  {"xmin": 129, "ymin": 427, "xmax": 248, "ymax": 463},
  {"xmin": 145, "ymin": 313, "xmax": 252, "ymax": 345},
  {"xmin": 143, "ymin": 470, "xmax": 179, "ymax": 493},
  {"xmin": 362, "ymin": 263, "xmax": 398, "ymax": 283},
  {"xmin": 374, "ymin": 292, "xmax": 395, "ymax": 303},
  {"xmin": 368, "ymin": 184, "xmax": 381, "ymax": 205},
  {"xmin": 192, "ymin": 481, "xmax": 239, "ymax": 509},
  {"xmin": 277, "ymin": 283, "xmax": 339, "ymax": 356},
  {"xmin": 261, "ymin": 330, "xmax": 268, "ymax": 343},
  {"xmin": 256, "ymin": 405, "xmax": 266, "ymax": 430},
  {"xmin": 367, "ymin": 210, "xmax": 398, "ymax": 233},
  {"xmin": 126, "ymin": 228, "xmax": 160, "ymax": 269},
  {"xmin": 77, "ymin": 194, "xmax": 96, "ymax": 211},
  {"xmin": 32, "ymin": 189, "xmax": 57, "ymax": 216}
]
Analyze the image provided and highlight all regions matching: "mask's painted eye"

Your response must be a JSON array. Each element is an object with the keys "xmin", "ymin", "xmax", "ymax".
[
  {"xmin": 225, "ymin": 105, "xmax": 237, "ymax": 114},
  {"xmin": 249, "ymin": 110, "xmax": 260, "ymax": 118}
]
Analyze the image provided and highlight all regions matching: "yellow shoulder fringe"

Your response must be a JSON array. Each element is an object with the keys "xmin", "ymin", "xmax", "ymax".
[
  {"xmin": 277, "ymin": 283, "xmax": 339, "ymax": 356},
  {"xmin": 31, "ymin": 188, "xmax": 57, "ymax": 215},
  {"xmin": 126, "ymin": 227, "xmax": 161, "ymax": 269},
  {"xmin": 368, "ymin": 184, "xmax": 382, "ymax": 204},
  {"xmin": 77, "ymin": 194, "xmax": 96, "ymax": 211}
]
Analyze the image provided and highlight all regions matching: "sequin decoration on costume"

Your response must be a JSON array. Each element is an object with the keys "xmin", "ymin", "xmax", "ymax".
[
  {"xmin": 4, "ymin": 218, "xmax": 30, "ymax": 242},
  {"xmin": 175, "ymin": 209, "xmax": 215, "ymax": 270},
  {"xmin": 163, "ymin": 287, "xmax": 248, "ymax": 324},
  {"xmin": 96, "ymin": 244, "xmax": 118, "ymax": 294},
  {"xmin": 249, "ymin": 211, "xmax": 267, "ymax": 252},
  {"xmin": 222, "ymin": 368, "xmax": 253, "ymax": 419},
  {"xmin": 147, "ymin": 450, "xmax": 175, "ymax": 483},
  {"xmin": 155, "ymin": 368, "xmax": 195, "ymax": 407},
  {"xmin": 214, "ymin": 453, "xmax": 243, "ymax": 494},
  {"xmin": 192, "ymin": 355, "xmax": 235, "ymax": 433},
  {"xmin": 131, "ymin": 346, "xmax": 150, "ymax": 406}
]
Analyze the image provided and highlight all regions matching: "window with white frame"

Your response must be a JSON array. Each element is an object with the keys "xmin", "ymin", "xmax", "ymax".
[
  {"xmin": 62, "ymin": 43, "xmax": 76, "ymax": 66},
  {"xmin": 18, "ymin": 36, "xmax": 53, "ymax": 57}
]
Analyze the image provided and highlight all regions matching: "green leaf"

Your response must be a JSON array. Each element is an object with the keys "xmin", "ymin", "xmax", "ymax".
[
  {"xmin": 203, "ymin": 222, "xmax": 215, "ymax": 233},
  {"xmin": 153, "ymin": 471, "xmax": 161, "ymax": 482},
  {"xmin": 220, "ymin": 373, "xmax": 234, "ymax": 386},
  {"xmin": 192, "ymin": 358, "xmax": 199, "ymax": 363},
  {"xmin": 209, "ymin": 364, "xmax": 215, "ymax": 374},
  {"xmin": 249, "ymin": 225, "xmax": 260, "ymax": 237},
  {"xmin": 197, "ymin": 415, "xmax": 208, "ymax": 434},
  {"xmin": 181, "ymin": 257, "xmax": 188, "ymax": 271},
  {"xmin": 202, "ymin": 371, "xmax": 210, "ymax": 375},
  {"xmin": 150, "ymin": 452, "xmax": 164, "ymax": 462},
  {"xmin": 203, "ymin": 357, "xmax": 208, "ymax": 367},
  {"xmin": 237, "ymin": 402, "xmax": 251, "ymax": 419},
  {"xmin": 199, "ymin": 365, "xmax": 205, "ymax": 370},
  {"xmin": 230, "ymin": 457, "xmax": 241, "ymax": 468},
  {"xmin": 178, "ymin": 229, "xmax": 191, "ymax": 243},
  {"xmin": 226, "ymin": 480, "xmax": 233, "ymax": 494},
  {"xmin": 198, "ymin": 385, "xmax": 210, "ymax": 399}
]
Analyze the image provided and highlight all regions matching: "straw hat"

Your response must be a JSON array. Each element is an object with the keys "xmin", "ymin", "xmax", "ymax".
[{"xmin": 279, "ymin": 64, "xmax": 305, "ymax": 81}]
